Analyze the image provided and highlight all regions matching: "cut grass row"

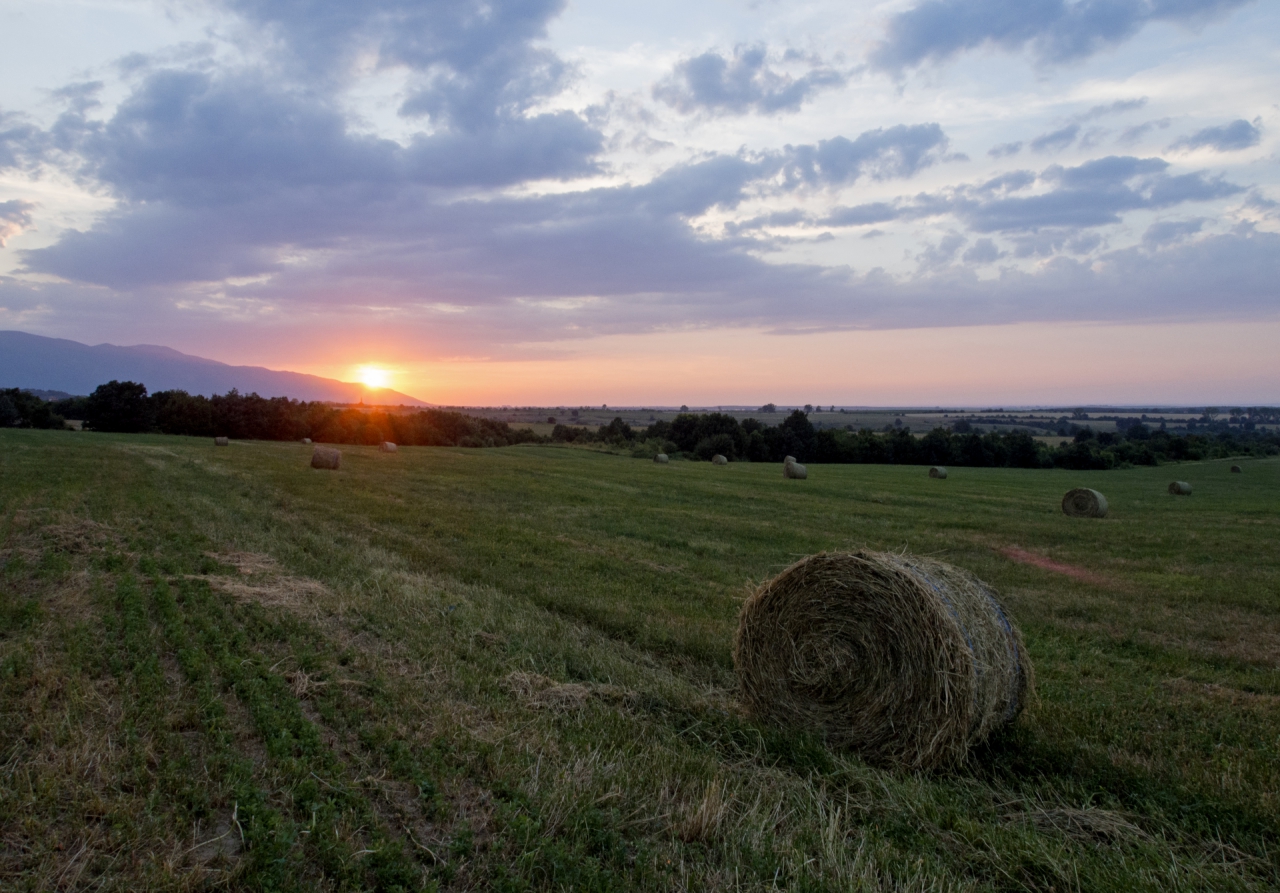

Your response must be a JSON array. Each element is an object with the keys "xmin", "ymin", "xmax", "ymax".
[{"xmin": 1, "ymin": 430, "xmax": 1278, "ymax": 890}]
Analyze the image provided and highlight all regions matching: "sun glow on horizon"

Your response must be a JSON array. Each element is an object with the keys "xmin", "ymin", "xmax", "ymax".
[{"xmin": 354, "ymin": 365, "xmax": 392, "ymax": 390}]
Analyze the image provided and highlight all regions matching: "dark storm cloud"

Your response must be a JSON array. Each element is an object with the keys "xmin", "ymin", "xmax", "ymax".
[
  {"xmin": 653, "ymin": 45, "xmax": 847, "ymax": 116},
  {"xmin": 871, "ymin": 0, "xmax": 1253, "ymax": 72},
  {"xmin": 1169, "ymin": 118, "xmax": 1262, "ymax": 152}
]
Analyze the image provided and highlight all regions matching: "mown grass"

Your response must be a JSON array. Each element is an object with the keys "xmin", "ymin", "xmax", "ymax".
[{"xmin": 1, "ymin": 430, "xmax": 1277, "ymax": 891}]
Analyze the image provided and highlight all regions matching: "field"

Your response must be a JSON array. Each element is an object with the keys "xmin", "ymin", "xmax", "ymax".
[{"xmin": 1, "ymin": 430, "xmax": 1278, "ymax": 891}]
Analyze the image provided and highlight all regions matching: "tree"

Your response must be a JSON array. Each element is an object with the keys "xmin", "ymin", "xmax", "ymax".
[{"xmin": 85, "ymin": 381, "xmax": 152, "ymax": 432}]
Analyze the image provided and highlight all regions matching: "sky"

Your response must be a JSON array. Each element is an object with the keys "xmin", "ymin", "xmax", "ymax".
[{"xmin": 0, "ymin": 0, "xmax": 1277, "ymax": 406}]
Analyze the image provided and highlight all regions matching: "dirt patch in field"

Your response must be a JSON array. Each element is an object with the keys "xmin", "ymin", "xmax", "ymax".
[{"xmin": 999, "ymin": 546, "xmax": 1111, "ymax": 586}]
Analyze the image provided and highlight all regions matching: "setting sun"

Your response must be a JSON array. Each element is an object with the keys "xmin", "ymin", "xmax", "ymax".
[{"xmin": 355, "ymin": 365, "xmax": 391, "ymax": 390}]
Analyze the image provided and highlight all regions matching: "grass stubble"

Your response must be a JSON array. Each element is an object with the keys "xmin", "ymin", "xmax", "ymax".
[{"xmin": 0, "ymin": 430, "xmax": 1277, "ymax": 891}]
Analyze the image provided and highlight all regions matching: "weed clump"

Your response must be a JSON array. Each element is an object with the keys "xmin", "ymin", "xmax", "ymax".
[{"xmin": 734, "ymin": 551, "xmax": 1032, "ymax": 769}]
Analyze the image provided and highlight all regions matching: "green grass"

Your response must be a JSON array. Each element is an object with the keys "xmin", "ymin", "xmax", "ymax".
[{"xmin": 1, "ymin": 430, "xmax": 1277, "ymax": 891}]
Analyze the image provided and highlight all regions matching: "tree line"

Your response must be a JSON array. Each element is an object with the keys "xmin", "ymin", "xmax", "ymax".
[
  {"xmin": 4, "ymin": 382, "xmax": 1277, "ymax": 468},
  {"xmin": 557, "ymin": 409, "xmax": 1280, "ymax": 469}
]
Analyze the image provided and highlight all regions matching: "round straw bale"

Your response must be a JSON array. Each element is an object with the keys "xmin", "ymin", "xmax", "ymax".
[
  {"xmin": 214, "ymin": 436, "xmax": 229, "ymax": 447},
  {"xmin": 783, "ymin": 458, "xmax": 807, "ymax": 479},
  {"xmin": 734, "ymin": 551, "xmax": 1032, "ymax": 768},
  {"xmin": 1230, "ymin": 464, "xmax": 1242, "ymax": 473},
  {"xmin": 929, "ymin": 466, "xmax": 947, "ymax": 479},
  {"xmin": 712, "ymin": 454, "xmax": 728, "ymax": 465},
  {"xmin": 654, "ymin": 453, "xmax": 669, "ymax": 464},
  {"xmin": 302, "ymin": 438, "xmax": 312, "ymax": 444},
  {"xmin": 311, "ymin": 446, "xmax": 341, "ymax": 470},
  {"xmin": 380, "ymin": 441, "xmax": 398, "ymax": 453},
  {"xmin": 1168, "ymin": 481, "xmax": 1192, "ymax": 496},
  {"xmin": 1062, "ymin": 488, "xmax": 1108, "ymax": 518}
]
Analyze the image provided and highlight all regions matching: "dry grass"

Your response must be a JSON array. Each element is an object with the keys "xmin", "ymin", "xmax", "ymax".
[{"xmin": 734, "ymin": 551, "xmax": 1031, "ymax": 768}]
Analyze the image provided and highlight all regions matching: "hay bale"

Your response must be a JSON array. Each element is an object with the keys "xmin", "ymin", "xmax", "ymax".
[
  {"xmin": 1062, "ymin": 488, "xmax": 1108, "ymax": 518},
  {"xmin": 929, "ymin": 466, "xmax": 947, "ymax": 479},
  {"xmin": 302, "ymin": 438, "xmax": 312, "ymax": 444},
  {"xmin": 311, "ymin": 446, "xmax": 341, "ymax": 470},
  {"xmin": 214, "ymin": 436, "xmax": 229, "ymax": 447},
  {"xmin": 1230, "ymin": 465, "xmax": 1242, "ymax": 473},
  {"xmin": 712, "ymin": 454, "xmax": 728, "ymax": 465},
  {"xmin": 783, "ymin": 458, "xmax": 807, "ymax": 479},
  {"xmin": 734, "ymin": 551, "xmax": 1032, "ymax": 768},
  {"xmin": 380, "ymin": 441, "xmax": 397, "ymax": 453},
  {"xmin": 654, "ymin": 453, "xmax": 669, "ymax": 464},
  {"xmin": 1168, "ymin": 481, "xmax": 1192, "ymax": 496}
]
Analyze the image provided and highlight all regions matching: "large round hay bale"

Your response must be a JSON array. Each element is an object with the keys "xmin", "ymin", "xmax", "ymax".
[
  {"xmin": 1168, "ymin": 481, "xmax": 1192, "ymax": 495},
  {"xmin": 783, "ymin": 458, "xmax": 807, "ymax": 479},
  {"xmin": 1062, "ymin": 488, "xmax": 1108, "ymax": 518},
  {"xmin": 712, "ymin": 454, "xmax": 728, "ymax": 465},
  {"xmin": 214, "ymin": 436, "xmax": 229, "ymax": 447},
  {"xmin": 654, "ymin": 453, "xmax": 669, "ymax": 464},
  {"xmin": 302, "ymin": 438, "xmax": 312, "ymax": 444},
  {"xmin": 311, "ymin": 446, "xmax": 341, "ymax": 470},
  {"xmin": 1230, "ymin": 465, "xmax": 1242, "ymax": 473},
  {"xmin": 734, "ymin": 551, "xmax": 1031, "ymax": 768},
  {"xmin": 380, "ymin": 441, "xmax": 398, "ymax": 453},
  {"xmin": 929, "ymin": 466, "xmax": 947, "ymax": 479}
]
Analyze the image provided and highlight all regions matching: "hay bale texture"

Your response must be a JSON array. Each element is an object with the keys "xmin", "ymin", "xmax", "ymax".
[
  {"xmin": 1231, "ymin": 465, "xmax": 1242, "ymax": 473},
  {"xmin": 712, "ymin": 454, "xmax": 728, "ymax": 465},
  {"xmin": 783, "ymin": 456, "xmax": 808, "ymax": 479},
  {"xmin": 654, "ymin": 453, "xmax": 669, "ymax": 464},
  {"xmin": 1169, "ymin": 481, "xmax": 1192, "ymax": 495},
  {"xmin": 734, "ymin": 550, "xmax": 1032, "ymax": 768},
  {"xmin": 311, "ymin": 446, "xmax": 341, "ymax": 470},
  {"xmin": 929, "ymin": 466, "xmax": 948, "ymax": 479},
  {"xmin": 1062, "ymin": 488, "xmax": 1108, "ymax": 518},
  {"xmin": 380, "ymin": 441, "xmax": 398, "ymax": 453},
  {"xmin": 214, "ymin": 436, "xmax": 229, "ymax": 447}
]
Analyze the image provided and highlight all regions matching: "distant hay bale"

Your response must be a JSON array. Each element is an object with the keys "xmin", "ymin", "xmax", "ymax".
[
  {"xmin": 712, "ymin": 454, "xmax": 728, "ymax": 465},
  {"xmin": 1168, "ymin": 481, "xmax": 1192, "ymax": 496},
  {"xmin": 783, "ymin": 456, "xmax": 807, "ymax": 479},
  {"xmin": 654, "ymin": 453, "xmax": 669, "ymax": 464},
  {"xmin": 380, "ymin": 441, "xmax": 397, "ymax": 453},
  {"xmin": 302, "ymin": 438, "xmax": 312, "ymax": 444},
  {"xmin": 311, "ymin": 446, "xmax": 341, "ymax": 470},
  {"xmin": 734, "ymin": 551, "xmax": 1032, "ymax": 768},
  {"xmin": 1062, "ymin": 488, "xmax": 1108, "ymax": 518},
  {"xmin": 929, "ymin": 466, "xmax": 947, "ymax": 479},
  {"xmin": 1230, "ymin": 465, "xmax": 1242, "ymax": 473},
  {"xmin": 214, "ymin": 436, "xmax": 229, "ymax": 446}
]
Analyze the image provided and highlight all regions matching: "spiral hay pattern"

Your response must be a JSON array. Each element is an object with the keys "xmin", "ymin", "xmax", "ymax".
[
  {"xmin": 734, "ymin": 551, "xmax": 1032, "ymax": 769},
  {"xmin": 1062, "ymin": 488, "xmax": 1108, "ymax": 518}
]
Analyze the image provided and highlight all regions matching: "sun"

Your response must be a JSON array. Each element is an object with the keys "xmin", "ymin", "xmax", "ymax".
[{"xmin": 355, "ymin": 365, "xmax": 391, "ymax": 389}]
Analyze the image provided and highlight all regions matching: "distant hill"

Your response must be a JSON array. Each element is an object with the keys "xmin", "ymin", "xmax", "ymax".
[{"xmin": 0, "ymin": 331, "xmax": 427, "ymax": 405}]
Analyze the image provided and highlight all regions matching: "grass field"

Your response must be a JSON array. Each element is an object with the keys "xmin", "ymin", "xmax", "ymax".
[{"xmin": 2, "ymin": 430, "xmax": 1277, "ymax": 891}]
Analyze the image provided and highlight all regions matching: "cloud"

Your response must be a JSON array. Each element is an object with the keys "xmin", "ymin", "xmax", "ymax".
[
  {"xmin": 1169, "ymin": 118, "xmax": 1262, "ymax": 152},
  {"xmin": 654, "ymin": 45, "xmax": 847, "ymax": 116},
  {"xmin": 1030, "ymin": 123, "xmax": 1080, "ymax": 152},
  {"xmin": 988, "ymin": 141, "xmax": 1022, "ymax": 158},
  {"xmin": 1118, "ymin": 117, "xmax": 1172, "ymax": 144},
  {"xmin": 916, "ymin": 233, "xmax": 968, "ymax": 270},
  {"xmin": 870, "ymin": 0, "xmax": 1253, "ymax": 72},
  {"xmin": 1077, "ymin": 98, "xmax": 1147, "ymax": 122},
  {"xmin": 0, "ymin": 200, "xmax": 36, "ymax": 246},
  {"xmin": 1143, "ymin": 217, "xmax": 1205, "ymax": 245},
  {"xmin": 962, "ymin": 237, "xmax": 1004, "ymax": 263},
  {"xmin": 781, "ymin": 123, "xmax": 951, "ymax": 187}
]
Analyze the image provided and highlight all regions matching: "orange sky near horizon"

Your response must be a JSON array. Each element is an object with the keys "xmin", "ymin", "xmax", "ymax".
[{"xmin": 316, "ymin": 319, "xmax": 1280, "ymax": 407}]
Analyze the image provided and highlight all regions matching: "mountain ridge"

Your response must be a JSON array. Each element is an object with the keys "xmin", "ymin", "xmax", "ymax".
[{"xmin": 0, "ymin": 331, "xmax": 428, "ymax": 405}]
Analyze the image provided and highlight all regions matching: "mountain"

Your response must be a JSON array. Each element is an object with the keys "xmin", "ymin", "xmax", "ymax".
[{"xmin": 0, "ymin": 331, "xmax": 428, "ymax": 405}]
